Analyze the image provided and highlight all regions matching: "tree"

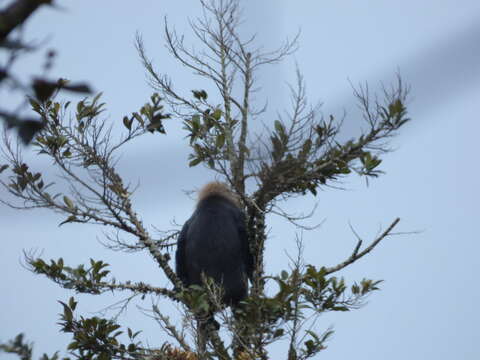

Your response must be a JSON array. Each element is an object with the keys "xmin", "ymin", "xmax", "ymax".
[{"xmin": 0, "ymin": 0, "xmax": 410, "ymax": 359}]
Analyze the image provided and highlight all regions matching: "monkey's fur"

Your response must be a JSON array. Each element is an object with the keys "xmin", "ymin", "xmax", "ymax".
[{"xmin": 176, "ymin": 182, "xmax": 253, "ymax": 305}]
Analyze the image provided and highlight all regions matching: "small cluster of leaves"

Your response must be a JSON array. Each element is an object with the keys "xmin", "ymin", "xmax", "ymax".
[
  {"xmin": 235, "ymin": 265, "xmax": 381, "ymax": 358},
  {"xmin": 3, "ymin": 161, "xmax": 80, "ymax": 223},
  {"xmin": 1, "ymin": 159, "xmax": 87, "ymax": 227},
  {"xmin": 300, "ymin": 265, "xmax": 382, "ymax": 311},
  {"xmin": 298, "ymin": 329, "xmax": 333, "ymax": 360},
  {"xmin": 122, "ymin": 93, "xmax": 170, "ymax": 134},
  {"xmin": 260, "ymin": 117, "xmax": 343, "ymax": 196},
  {"xmin": 31, "ymin": 92, "xmax": 169, "ymax": 164},
  {"xmin": 177, "ymin": 284, "xmax": 214, "ymax": 314},
  {"xmin": 183, "ymin": 97, "xmax": 229, "ymax": 168},
  {"xmin": 59, "ymin": 297, "xmax": 144, "ymax": 360},
  {"xmin": 380, "ymin": 98, "xmax": 410, "ymax": 129},
  {"xmin": 0, "ymin": 93, "xmax": 171, "ymax": 227},
  {"xmin": 175, "ymin": 278, "xmax": 228, "ymax": 328},
  {"xmin": 1, "ymin": 305, "xmax": 185, "ymax": 360},
  {"xmin": 29, "ymin": 258, "xmax": 111, "ymax": 294},
  {"xmin": 0, "ymin": 333, "xmax": 62, "ymax": 360},
  {"xmin": 235, "ymin": 295, "xmax": 288, "ymax": 346},
  {"xmin": 2, "ymin": 161, "xmax": 44, "ymax": 193},
  {"xmin": 262, "ymin": 97, "xmax": 409, "ymax": 199},
  {"xmin": 32, "ymin": 93, "xmax": 105, "ymax": 157},
  {"xmin": 0, "ymin": 333, "xmax": 33, "ymax": 360},
  {"xmin": 192, "ymin": 89, "xmax": 208, "ymax": 101},
  {"xmin": 359, "ymin": 151, "xmax": 382, "ymax": 177},
  {"xmin": 270, "ymin": 118, "xmax": 336, "ymax": 164},
  {"xmin": 305, "ymin": 144, "xmax": 382, "ymax": 192}
]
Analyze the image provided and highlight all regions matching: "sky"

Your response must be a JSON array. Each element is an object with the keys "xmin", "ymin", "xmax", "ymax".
[{"xmin": 1, "ymin": 0, "xmax": 480, "ymax": 359}]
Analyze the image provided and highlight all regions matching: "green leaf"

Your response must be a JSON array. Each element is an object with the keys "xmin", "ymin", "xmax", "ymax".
[
  {"xmin": 189, "ymin": 158, "xmax": 202, "ymax": 167},
  {"xmin": 191, "ymin": 114, "xmax": 201, "ymax": 130},
  {"xmin": 274, "ymin": 120, "xmax": 284, "ymax": 134},
  {"xmin": 59, "ymin": 215, "xmax": 77, "ymax": 227},
  {"xmin": 192, "ymin": 89, "xmax": 208, "ymax": 100},
  {"xmin": 389, "ymin": 99, "xmax": 404, "ymax": 115},
  {"xmin": 123, "ymin": 116, "xmax": 132, "ymax": 130},
  {"xmin": 305, "ymin": 330, "xmax": 320, "ymax": 342},
  {"xmin": 62, "ymin": 149, "xmax": 72, "ymax": 158},
  {"xmin": 59, "ymin": 301, "xmax": 73, "ymax": 322},
  {"xmin": 304, "ymin": 339, "xmax": 315, "ymax": 354},
  {"xmin": 212, "ymin": 108, "xmax": 222, "ymax": 121},
  {"xmin": 133, "ymin": 112, "xmax": 144, "ymax": 126},
  {"xmin": 63, "ymin": 196, "xmax": 74, "ymax": 210},
  {"xmin": 273, "ymin": 328, "xmax": 284, "ymax": 338},
  {"xmin": 29, "ymin": 98, "xmax": 41, "ymax": 113},
  {"xmin": 215, "ymin": 133, "xmax": 225, "ymax": 148},
  {"xmin": 300, "ymin": 139, "xmax": 312, "ymax": 158},
  {"xmin": 68, "ymin": 297, "xmax": 77, "ymax": 310}
]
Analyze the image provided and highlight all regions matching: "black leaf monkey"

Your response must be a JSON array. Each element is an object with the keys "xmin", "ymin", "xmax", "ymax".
[{"xmin": 176, "ymin": 181, "xmax": 254, "ymax": 306}]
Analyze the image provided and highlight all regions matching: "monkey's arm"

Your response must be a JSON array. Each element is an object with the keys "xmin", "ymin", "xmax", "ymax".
[{"xmin": 176, "ymin": 220, "xmax": 190, "ymax": 284}]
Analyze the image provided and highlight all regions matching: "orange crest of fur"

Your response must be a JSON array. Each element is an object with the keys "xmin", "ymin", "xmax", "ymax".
[{"xmin": 197, "ymin": 181, "xmax": 239, "ymax": 207}]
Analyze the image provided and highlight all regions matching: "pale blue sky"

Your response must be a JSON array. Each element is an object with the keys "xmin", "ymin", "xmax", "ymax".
[{"xmin": 1, "ymin": 1, "xmax": 479, "ymax": 359}]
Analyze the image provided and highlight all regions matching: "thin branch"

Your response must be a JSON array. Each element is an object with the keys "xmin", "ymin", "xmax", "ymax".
[
  {"xmin": 151, "ymin": 306, "xmax": 193, "ymax": 353},
  {"xmin": 324, "ymin": 218, "xmax": 400, "ymax": 275}
]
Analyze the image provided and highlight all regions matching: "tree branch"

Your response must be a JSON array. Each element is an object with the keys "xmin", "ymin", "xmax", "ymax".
[
  {"xmin": 0, "ymin": 0, "xmax": 52, "ymax": 41},
  {"xmin": 324, "ymin": 218, "xmax": 400, "ymax": 275}
]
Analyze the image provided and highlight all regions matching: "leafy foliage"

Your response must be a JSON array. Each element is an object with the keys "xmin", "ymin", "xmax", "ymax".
[
  {"xmin": 0, "ymin": 333, "xmax": 60, "ymax": 360},
  {"xmin": 58, "ymin": 297, "xmax": 144, "ymax": 360},
  {"xmin": 30, "ymin": 258, "xmax": 111, "ymax": 294},
  {"xmin": 233, "ymin": 265, "xmax": 382, "ymax": 359}
]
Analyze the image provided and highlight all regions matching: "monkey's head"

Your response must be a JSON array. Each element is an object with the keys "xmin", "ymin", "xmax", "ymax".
[{"xmin": 197, "ymin": 181, "xmax": 239, "ymax": 207}]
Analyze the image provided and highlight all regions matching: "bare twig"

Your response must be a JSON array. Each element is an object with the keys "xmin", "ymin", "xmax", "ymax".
[
  {"xmin": 324, "ymin": 218, "xmax": 401, "ymax": 275},
  {"xmin": 151, "ymin": 305, "xmax": 193, "ymax": 353}
]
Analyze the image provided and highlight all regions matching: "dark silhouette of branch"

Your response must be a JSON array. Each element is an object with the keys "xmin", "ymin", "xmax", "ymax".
[{"xmin": 0, "ymin": 0, "xmax": 52, "ymax": 41}]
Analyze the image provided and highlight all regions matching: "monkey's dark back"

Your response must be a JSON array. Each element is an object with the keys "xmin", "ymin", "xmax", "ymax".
[{"xmin": 181, "ymin": 195, "xmax": 249, "ymax": 304}]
